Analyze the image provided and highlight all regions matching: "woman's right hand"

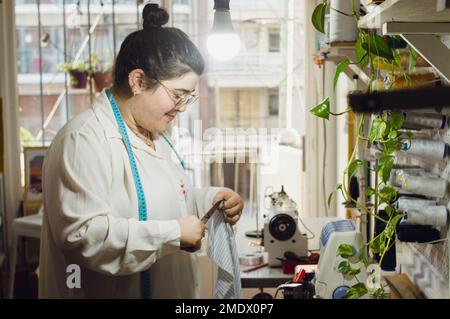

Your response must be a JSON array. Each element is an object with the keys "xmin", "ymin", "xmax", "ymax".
[{"xmin": 177, "ymin": 216, "xmax": 205, "ymax": 252}]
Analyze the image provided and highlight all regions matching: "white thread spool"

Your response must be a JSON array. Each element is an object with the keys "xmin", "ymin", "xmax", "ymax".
[
  {"xmin": 401, "ymin": 139, "xmax": 448, "ymax": 160},
  {"xmin": 239, "ymin": 253, "xmax": 264, "ymax": 266},
  {"xmin": 329, "ymin": 0, "xmax": 360, "ymax": 43},
  {"xmin": 402, "ymin": 112, "xmax": 447, "ymax": 130},
  {"xmin": 402, "ymin": 205, "xmax": 448, "ymax": 226},
  {"xmin": 398, "ymin": 173, "xmax": 447, "ymax": 198},
  {"xmin": 397, "ymin": 197, "xmax": 437, "ymax": 212}
]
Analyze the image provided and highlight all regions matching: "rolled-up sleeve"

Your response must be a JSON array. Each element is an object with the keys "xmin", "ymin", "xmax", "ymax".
[{"xmin": 43, "ymin": 131, "xmax": 180, "ymax": 276}]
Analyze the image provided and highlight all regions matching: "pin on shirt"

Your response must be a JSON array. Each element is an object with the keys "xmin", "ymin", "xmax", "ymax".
[{"xmin": 180, "ymin": 179, "xmax": 188, "ymax": 198}]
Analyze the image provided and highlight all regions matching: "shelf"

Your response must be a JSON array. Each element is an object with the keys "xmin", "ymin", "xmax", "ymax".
[
  {"xmin": 359, "ymin": 0, "xmax": 450, "ymax": 29},
  {"xmin": 348, "ymin": 86, "xmax": 450, "ymax": 113}
]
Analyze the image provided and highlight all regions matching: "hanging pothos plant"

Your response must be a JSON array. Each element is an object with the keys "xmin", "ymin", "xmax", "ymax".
[{"xmin": 309, "ymin": 1, "xmax": 418, "ymax": 299}]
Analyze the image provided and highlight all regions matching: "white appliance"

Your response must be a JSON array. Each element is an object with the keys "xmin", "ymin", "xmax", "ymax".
[
  {"xmin": 263, "ymin": 186, "xmax": 308, "ymax": 266},
  {"xmin": 314, "ymin": 219, "xmax": 366, "ymax": 299}
]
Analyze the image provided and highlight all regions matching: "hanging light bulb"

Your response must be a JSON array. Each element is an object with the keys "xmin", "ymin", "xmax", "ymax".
[{"xmin": 207, "ymin": 0, "xmax": 241, "ymax": 61}]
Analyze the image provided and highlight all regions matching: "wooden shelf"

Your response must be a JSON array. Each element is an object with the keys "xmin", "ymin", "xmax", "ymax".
[{"xmin": 359, "ymin": 0, "xmax": 450, "ymax": 29}]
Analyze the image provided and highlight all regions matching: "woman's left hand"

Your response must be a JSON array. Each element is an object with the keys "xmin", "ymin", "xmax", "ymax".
[{"xmin": 213, "ymin": 189, "xmax": 244, "ymax": 225}]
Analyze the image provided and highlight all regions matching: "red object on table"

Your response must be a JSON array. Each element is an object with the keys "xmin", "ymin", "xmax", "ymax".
[
  {"xmin": 294, "ymin": 268, "xmax": 306, "ymax": 283},
  {"xmin": 281, "ymin": 253, "xmax": 320, "ymax": 274}
]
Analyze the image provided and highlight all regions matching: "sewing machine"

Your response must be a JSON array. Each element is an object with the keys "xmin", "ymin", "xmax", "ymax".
[
  {"xmin": 262, "ymin": 186, "xmax": 308, "ymax": 267},
  {"xmin": 314, "ymin": 219, "xmax": 366, "ymax": 299}
]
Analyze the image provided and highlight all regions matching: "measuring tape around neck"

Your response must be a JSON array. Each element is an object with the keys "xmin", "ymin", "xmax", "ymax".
[{"xmin": 106, "ymin": 90, "xmax": 185, "ymax": 299}]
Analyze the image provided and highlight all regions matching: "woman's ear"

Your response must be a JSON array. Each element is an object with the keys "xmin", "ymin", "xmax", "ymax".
[{"xmin": 128, "ymin": 69, "xmax": 146, "ymax": 95}]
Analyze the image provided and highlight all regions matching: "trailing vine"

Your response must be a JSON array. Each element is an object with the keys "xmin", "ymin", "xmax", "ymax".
[{"xmin": 309, "ymin": 1, "xmax": 418, "ymax": 299}]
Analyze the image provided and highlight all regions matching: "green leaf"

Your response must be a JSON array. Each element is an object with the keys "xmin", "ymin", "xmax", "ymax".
[
  {"xmin": 389, "ymin": 111, "xmax": 404, "ymax": 130},
  {"xmin": 309, "ymin": 97, "xmax": 330, "ymax": 120},
  {"xmin": 346, "ymin": 283, "xmax": 369, "ymax": 299},
  {"xmin": 327, "ymin": 191, "xmax": 334, "ymax": 208},
  {"xmin": 379, "ymin": 155, "xmax": 394, "ymax": 184},
  {"xmin": 379, "ymin": 186, "xmax": 397, "ymax": 203},
  {"xmin": 385, "ymin": 213, "xmax": 404, "ymax": 239},
  {"xmin": 369, "ymin": 119, "xmax": 387, "ymax": 143},
  {"xmin": 385, "ymin": 205, "xmax": 394, "ymax": 217},
  {"xmin": 348, "ymin": 268, "xmax": 361, "ymax": 276},
  {"xmin": 334, "ymin": 59, "xmax": 351, "ymax": 91},
  {"xmin": 355, "ymin": 33, "xmax": 369, "ymax": 69},
  {"xmin": 382, "ymin": 139, "xmax": 401, "ymax": 155},
  {"xmin": 393, "ymin": 50, "xmax": 402, "ymax": 68},
  {"xmin": 346, "ymin": 160, "xmax": 363, "ymax": 179},
  {"xmin": 362, "ymin": 34, "xmax": 395, "ymax": 61},
  {"xmin": 337, "ymin": 260, "xmax": 351, "ymax": 274},
  {"xmin": 357, "ymin": 246, "xmax": 367, "ymax": 266},
  {"xmin": 409, "ymin": 47, "xmax": 419, "ymax": 72},
  {"xmin": 337, "ymin": 244, "xmax": 355, "ymax": 258},
  {"xmin": 312, "ymin": 3, "xmax": 327, "ymax": 34},
  {"xmin": 370, "ymin": 233, "xmax": 385, "ymax": 254}
]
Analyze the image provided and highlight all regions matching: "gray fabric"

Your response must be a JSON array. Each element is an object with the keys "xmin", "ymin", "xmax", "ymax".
[{"xmin": 206, "ymin": 211, "xmax": 242, "ymax": 299}]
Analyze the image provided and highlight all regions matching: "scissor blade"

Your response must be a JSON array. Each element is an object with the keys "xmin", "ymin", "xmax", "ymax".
[{"xmin": 201, "ymin": 199, "xmax": 224, "ymax": 224}]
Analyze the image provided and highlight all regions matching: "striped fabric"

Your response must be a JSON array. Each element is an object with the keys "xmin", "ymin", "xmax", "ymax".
[{"xmin": 206, "ymin": 210, "xmax": 242, "ymax": 299}]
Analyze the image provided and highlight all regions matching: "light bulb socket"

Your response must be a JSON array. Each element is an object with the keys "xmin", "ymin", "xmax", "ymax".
[
  {"xmin": 213, "ymin": 0, "xmax": 230, "ymax": 11},
  {"xmin": 211, "ymin": 10, "xmax": 235, "ymax": 34}
]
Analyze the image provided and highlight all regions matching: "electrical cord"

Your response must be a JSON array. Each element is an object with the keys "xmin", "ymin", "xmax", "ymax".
[{"xmin": 298, "ymin": 216, "xmax": 315, "ymax": 240}]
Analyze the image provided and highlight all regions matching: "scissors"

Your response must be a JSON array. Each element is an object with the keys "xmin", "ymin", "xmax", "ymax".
[{"xmin": 201, "ymin": 199, "xmax": 225, "ymax": 224}]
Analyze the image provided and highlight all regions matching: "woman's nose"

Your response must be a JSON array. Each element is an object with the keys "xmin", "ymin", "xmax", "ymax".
[{"xmin": 176, "ymin": 103, "xmax": 187, "ymax": 113}]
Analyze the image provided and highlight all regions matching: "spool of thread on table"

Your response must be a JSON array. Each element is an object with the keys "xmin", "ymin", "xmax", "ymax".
[
  {"xmin": 329, "ymin": 0, "xmax": 360, "ymax": 43},
  {"xmin": 401, "ymin": 205, "xmax": 448, "ymax": 227},
  {"xmin": 239, "ymin": 253, "xmax": 264, "ymax": 266},
  {"xmin": 401, "ymin": 139, "xmax": 448, "ymax": 160},
  {"xmin": 402, "ymin": 112, "xmax": 447, "ymax": 130}
]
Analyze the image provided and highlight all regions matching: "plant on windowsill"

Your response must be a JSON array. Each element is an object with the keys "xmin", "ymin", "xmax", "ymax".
[
  {"xmin": 89, "ymin": 52, "xmax": 114, "ymax": 93},
  {"xmin": 57, "ymin": 59, "xmax": 90, "ymax": 89},
  {"xmin": 309, "ymin": 1, "xmax": 421, "ymax": 299}
]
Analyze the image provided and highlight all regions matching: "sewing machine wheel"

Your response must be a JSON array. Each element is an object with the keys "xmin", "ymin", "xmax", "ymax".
[{"xmin": 269, "ymin": 214, "xmax": 296, "ymax": 241}]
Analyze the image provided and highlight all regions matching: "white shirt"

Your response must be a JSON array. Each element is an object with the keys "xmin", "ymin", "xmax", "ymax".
[{"xmin": 39, "ymin": 90, "xmax": 221, "ymax": 299}]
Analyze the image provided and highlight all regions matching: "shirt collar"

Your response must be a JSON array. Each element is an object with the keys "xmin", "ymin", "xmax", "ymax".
[{"xmin": 91, "ymin": 89, "xmax": 166, "ymax": 158}]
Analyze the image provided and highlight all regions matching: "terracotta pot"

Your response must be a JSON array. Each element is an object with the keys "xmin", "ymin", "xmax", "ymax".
[
  {"xmin": 93, "ymin": 72, "xmax": 113, "ymax": 92},
  {"xmin": 69, "ymin": 71, "xmax": 89, "ymax": 89}
]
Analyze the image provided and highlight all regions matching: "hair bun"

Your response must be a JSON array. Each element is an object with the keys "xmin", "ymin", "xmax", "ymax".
[{"xmin": 142, "ymin": 3, "xmax": 169, "ymax": 29}]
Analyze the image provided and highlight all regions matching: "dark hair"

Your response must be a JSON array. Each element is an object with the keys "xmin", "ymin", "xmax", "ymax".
[{"xmin": 113, "ymin": 3, "xmax": 204, "ymax": 94}]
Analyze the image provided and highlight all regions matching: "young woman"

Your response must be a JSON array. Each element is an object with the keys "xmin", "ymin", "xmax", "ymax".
[{"xmin": 39, "ymin": 3, "xmax": 243, "ymax": 299}]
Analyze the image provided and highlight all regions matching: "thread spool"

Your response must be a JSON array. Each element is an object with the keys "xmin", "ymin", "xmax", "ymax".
[
  {"xmin": 397, "ymin": 197, "xmax": 437, "ymax": 212},
  {"xmin": 329, "ymin": 0, "xmax": 360, "ymax": 43},
  {"xmin": 396, "ymin": 172, "xmax": 447, "ymax": 198},
  {"xmin": 401, "ymin": 205, "xmax": 448, "ymax": 227},
  {"xmin": 401, "ymin": 139, "xmax": 448, "ymax": 160},
  {"xmin": 402, "ymin": 112, "xmax": 447, "ymax": 130},
  {"xmin": 239, "ymin": 253, "xmax": 264, "ymax": 266}
]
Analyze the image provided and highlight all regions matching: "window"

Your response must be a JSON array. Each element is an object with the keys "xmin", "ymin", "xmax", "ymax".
[
  {"xmin": 268, "ymin": 88, "xmax": 279, "ymax": 116},
  {"xmin": 16, "ymin": 0, "xmax": 143, "ymax": 148},
  {"xmin": 268, "ymin": 27, "xmax": 280, "ymax": 52}
]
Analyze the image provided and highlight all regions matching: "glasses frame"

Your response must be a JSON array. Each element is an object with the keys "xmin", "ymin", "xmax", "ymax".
[{"xmin": 155, "ymin": 79, "xmax": 199, "ymax": 108}]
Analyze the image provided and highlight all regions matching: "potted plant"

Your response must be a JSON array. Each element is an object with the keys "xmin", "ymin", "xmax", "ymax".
[
  {"xmin": 57, "ymin": 60, "xmax": 90, "ymax": 89},
  {"xmin": 89, "ymin": 52, "xmax": 114, "ymax": 93}
]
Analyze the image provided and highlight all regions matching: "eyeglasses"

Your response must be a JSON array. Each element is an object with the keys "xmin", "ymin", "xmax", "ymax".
[{"xmin": 156, "ymin": 80, "xmax": 199, "ymax": 107}]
